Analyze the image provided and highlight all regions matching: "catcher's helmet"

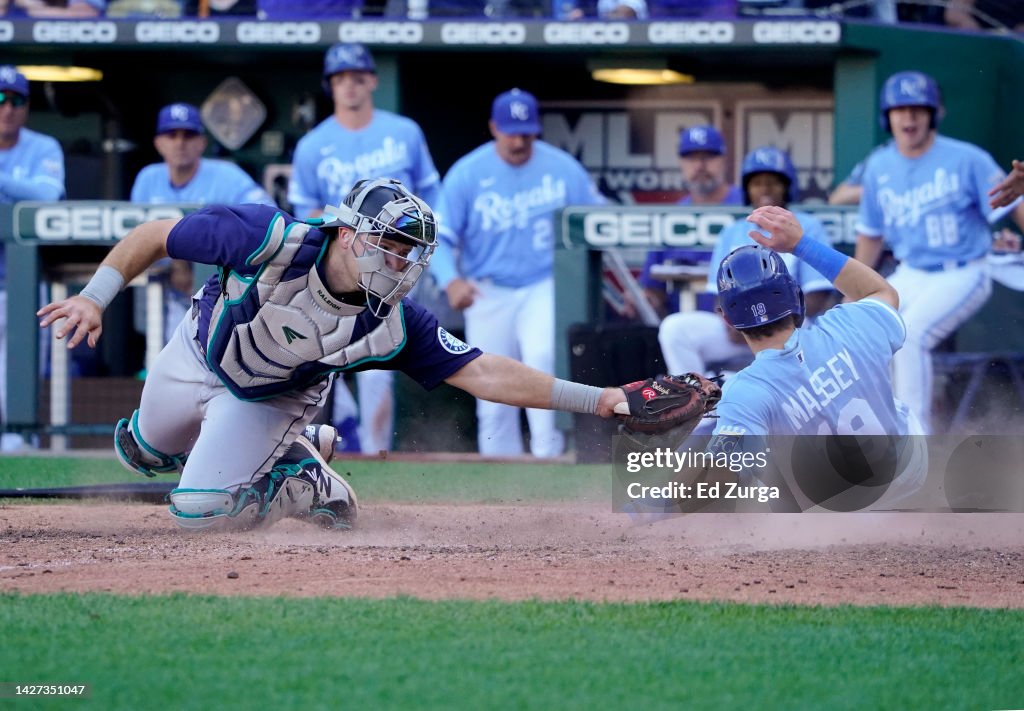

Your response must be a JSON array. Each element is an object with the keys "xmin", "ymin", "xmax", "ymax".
[
  {"xmin": 322, "ymin": 42, "xmax": 376, "ymax": 95},
  {"xmin": 717, "ymin": 245, "xmax": 804, "ymax": 330},
  {"xmin": 879, "ymin": 70, "xmax": 942, "ymax": 133},
  {"xmin": 320, "ymin": 178, "xmax": 437, "ymax": 318},
  {"xmin": 741, "ymin": 146, "xmax": 798, "ymax": 204}
]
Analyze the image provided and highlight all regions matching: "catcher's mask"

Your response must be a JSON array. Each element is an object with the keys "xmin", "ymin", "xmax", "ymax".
[
  {"xmin": 321, "ymin": 178, "xmax": 437, "ymax": 319},
  {"xmin": 717, "ymin": 245, "xmax": 804, "ymax": 330}
]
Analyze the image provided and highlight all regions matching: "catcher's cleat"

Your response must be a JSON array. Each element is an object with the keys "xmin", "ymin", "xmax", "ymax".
[
  {"xmin": 280, "ymin": 437, "xmax": 358, "ymax": 530},
  {"xmin": 114, "ymin": 413, "xmax": 186, "ymax": 478},
  {"xmin": 301, "ymin": 424, "xmax": 340, "ymax": 464}
]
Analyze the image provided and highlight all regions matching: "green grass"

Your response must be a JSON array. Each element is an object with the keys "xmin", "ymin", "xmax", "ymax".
[
  {"xmin": 1, "ymin": 593, "xmax": 1022, "ymax": 711},
  {"xmin": 0, "ymin": 456, "xmax": 611, "ymax": 503}
]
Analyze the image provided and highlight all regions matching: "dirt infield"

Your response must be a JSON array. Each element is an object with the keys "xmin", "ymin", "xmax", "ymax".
[{"xmin": 2, "ymin": 501, "xmax": 1024, "ymax": 608}]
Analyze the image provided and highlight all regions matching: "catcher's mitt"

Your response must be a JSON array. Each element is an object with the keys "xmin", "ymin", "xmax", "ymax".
[{"xmin": 613, "ymin": 373, "xmax": 722, "ymax": 435}]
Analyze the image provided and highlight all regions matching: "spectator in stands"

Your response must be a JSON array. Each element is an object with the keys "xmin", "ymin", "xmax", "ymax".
[
  {"xmin": 633, "ymin": 124, "xmax": 743, "ymax": 319},
  {"xmin": 945, "ymin": 0, "xmax": 1024, "ymax": 32},
  {"xmin": 180, "ymin": 0, "xmax": 255, "ymax": 15},
  {"xmin": 651, "ymin": 0, "xmax": 735, "ymax": 18},
  {"xmin": 131, "ymin": 102, "xmax": 274, "ymax": 345},
  {"xmin": 258, "ymin": 0, "xmax": 363, "ymax": 17},
  {"xmin": 4, "ymin": 0, "xmax": 105, "ymax": 16},
  {"xmin": 565, "ymin": 0, "xmax": 648, "ymax": 19},
  {"xmin": 0, "ymin": 66, "xmax": 64, "ymax": 450}
]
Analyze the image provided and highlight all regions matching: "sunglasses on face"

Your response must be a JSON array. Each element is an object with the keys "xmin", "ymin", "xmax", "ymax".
[{"xmin": 0, "ymin": 93, "xmax": 28, "ymax": 108}]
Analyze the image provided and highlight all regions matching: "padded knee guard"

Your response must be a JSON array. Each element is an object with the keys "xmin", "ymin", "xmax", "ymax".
[
  {"xmin": 168, "ymin": 475, "xmax": 316, "ymax": 531},
  {"xmin": 114, "ymin": 411, "xmax": 186, "ymax": 478}
]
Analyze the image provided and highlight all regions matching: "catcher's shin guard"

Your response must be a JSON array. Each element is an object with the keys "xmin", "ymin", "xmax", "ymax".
[{"xmin": 114, "ymin": 411, "xmax": 186, "ymax": 478}]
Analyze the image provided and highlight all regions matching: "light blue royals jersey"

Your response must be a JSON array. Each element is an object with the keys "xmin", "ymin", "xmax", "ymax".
[
  {"xmin": 288, "ymin": 110, "xmax": 440, "ymax": 219},
  {"xmin": 430, "ymin": 140, "xmax": 606, "ymax": 289},
  {"xmin": 857, "ymin": 136, "xmax": 1011, "ymax": 269},
  {"xmin": 713, "ymin": 298, "xmax": 908, "ymax": 436},
  {"xmin": 131, "ymin": 158, "xmax": 274, "ymax": 206},
  {"xmin": 705, "ymin": 211, "xmax": 833, "ymax": 295},
  {"xmin": 0, "ymin": 127, "xmax": 65, "ymax": 285}
]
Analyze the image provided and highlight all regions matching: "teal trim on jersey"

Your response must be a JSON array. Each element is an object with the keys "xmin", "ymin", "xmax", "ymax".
[
  {"xmin": 336, "ymin": 303, "xmax": 408, "ymax": 372},
  {"xmin": 245, "ymin": 211, "xmax": 289, "ymax": 266}
]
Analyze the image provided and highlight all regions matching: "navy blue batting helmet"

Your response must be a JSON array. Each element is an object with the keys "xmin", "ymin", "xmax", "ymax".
[
  {"xmin": 322, "ymin": 42, "xmax": 376, "ymax": 95},
  {"xmin": 741, "ymin": 146, "xmax": 798, "ymax": 204},
  {"xmin": 879, "ymin": 70, "xmax": 942, "ymax": 133},
  {"xmin": 717, "ymin": 245, "xmax": 804, "ymax": 330}
]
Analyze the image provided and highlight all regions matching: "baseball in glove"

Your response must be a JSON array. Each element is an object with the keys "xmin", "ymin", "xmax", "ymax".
[{"xmin": 613, "ymin": 373, "xmax": 722, "ymax": 435}]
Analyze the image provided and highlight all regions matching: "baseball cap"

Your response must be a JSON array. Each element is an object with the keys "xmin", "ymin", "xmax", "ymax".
[
  {"xmin": 156, "ymin": 103, "xmax": 204, "ymax": 135},
  {"xmin": 323, "ymin": 42, "xmax": 376, "ymax": 77},
  {"xmin": 0, "ymin": 65, "xmax": 29, "ymax": 97},
  {"xmin": 679, "ymin": 125, "xmax": 725, "ymax": 156},
  {"xmin": 491, "ymin": 88, "xmax": 541, "ymax": 136}
]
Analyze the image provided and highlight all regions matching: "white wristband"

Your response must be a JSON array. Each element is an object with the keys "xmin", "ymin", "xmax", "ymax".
[
  {"xmin": 550, "ymin": 379, "xmax": 604, "ymax": 415},
  {"xmin": 79, "ymin": 265, "xmax": 125, "ymax": 309}
]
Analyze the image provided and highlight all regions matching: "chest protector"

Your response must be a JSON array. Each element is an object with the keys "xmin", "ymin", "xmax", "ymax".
[{"xmin": 204, "ymin": 214, "xmax": 407, "ymax": 400}]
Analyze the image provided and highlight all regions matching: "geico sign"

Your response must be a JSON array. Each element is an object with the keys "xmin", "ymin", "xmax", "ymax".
[
  {"xmin": 582, "ymin": 212, "xmax": 736, "ymax": 248},
  {"xmin": 136, "ymin": 21, "xmax": 220, "ymax": 43},
  {"xmin": 753, "ymin": 21, "xmax": 840, "ymax": 43},
  {"xmin": 0, "ymin": 22, "xmax": 12, "ymax": 41},
  {"xmin": 339, "ymin": 22, "xmax": 423, "ymax": 43},
  {"xmin": 543, "ymin": 22, "xmax": 629, "ymax": 44},
  {"xmin": 33, "ymin": 21, "xmax": 117, "ymax": 43},
  {"xmin": 648, "ymin": 22, "xmax": 735, "ymax": 44},
  {"xmin": 237, "ymin": 22, "xmax": 320, "ymax": 43},
  {"xmin": 441, "ymin": 23, "xmax": 525, "ymax": 44},
  {"xmin": 32, "ymin": 206, "xmax": 188, "ymax": 241}
]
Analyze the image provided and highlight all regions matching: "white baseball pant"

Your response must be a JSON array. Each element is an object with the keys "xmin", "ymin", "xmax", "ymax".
[
  {"xmin": 657, "ymin": 310, "xmax": 750, "ymax": 376},
  {"xmin": 134, "ymin": 311, "xmax": 331, "ymax": 493},
  {"xmin": 888, "ymin": 260, "xmax": 991, "ymax": 434},
  {"xmin": 463, "ymin": 277, "xmax": 564, "ymax": 458}
]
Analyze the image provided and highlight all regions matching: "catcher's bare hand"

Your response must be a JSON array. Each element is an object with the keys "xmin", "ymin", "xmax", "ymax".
[
  {"xmin": 37, "ymin": 295, "xmax": 104, "ymax": 349},
  {"xmin": 746, "ymin": 206, "xmax": 804, "ymax": 253},
  {"xmin": 989, "ymin": 159, "xmax": 1024, "ymax": 209},
  {"xmin": 613, "ymin": 372, "xmax": 722, "ymax": 435}
]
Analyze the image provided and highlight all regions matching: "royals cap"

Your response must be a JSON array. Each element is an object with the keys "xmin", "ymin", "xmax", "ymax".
[
  {"xmin": 156, "ymin": 103, "xmax": 204, "ymax": 135},
  {"xmin": 679, "ymin": 125, "xmax": 725, "ymax": 156},
  {"xmin": 0, "ymin": 66, "xmax": 29, "ymax": 97},
  {"xmin": 491, "ymin": 88, "xmax": 541, "ymax": 136}
]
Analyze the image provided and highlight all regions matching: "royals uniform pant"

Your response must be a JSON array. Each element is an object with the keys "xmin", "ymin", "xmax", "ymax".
[
  {"xmin": 134, "ymin": 310, "xmax": 331, "ymax": 493},
  {"xmin": 463, "ymin": 277, "xmax": 564, "ymax": 458},
  {"xmin": 888, "ymin": 260, "xmax": 991, "ymax": 434}
]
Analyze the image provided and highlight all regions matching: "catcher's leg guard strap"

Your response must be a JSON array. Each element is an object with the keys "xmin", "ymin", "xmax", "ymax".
[{"xmin": 115, "ymin": 410, "xmax": 187, "ymax": 478}]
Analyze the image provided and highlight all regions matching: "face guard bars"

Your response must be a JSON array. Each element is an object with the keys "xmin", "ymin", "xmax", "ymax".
[{"xmin": 322, "ymin": 178, "xmax": 438, "ymax": 318}]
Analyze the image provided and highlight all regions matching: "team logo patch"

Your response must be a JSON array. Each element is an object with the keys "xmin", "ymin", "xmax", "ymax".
[{"xmin": 438, "ymin": 327, "xmax": 470, "ymax": 355}]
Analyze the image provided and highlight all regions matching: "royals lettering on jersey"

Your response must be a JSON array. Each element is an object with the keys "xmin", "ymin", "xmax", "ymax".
[
  {"xmin": 288, "ymin": 110, "xmax": 440, "ymax": 219},
  {"xmin": 473, "ymin": 174, "xmax": 568, "ymax": 231},
  {"xmin": 712, "ymin": 298, "xmax": 908, "ymax": 437},
  {"xmin": 431, "ymin": 140, "xmax": 606, "ymax": 289},
  {"xmin": 857, "ymin": 136, "xmax": 1008, "ymax": 270},
  {"xmin": 166, "ymin": 204, "xmax": 481, "ymax": 400}
]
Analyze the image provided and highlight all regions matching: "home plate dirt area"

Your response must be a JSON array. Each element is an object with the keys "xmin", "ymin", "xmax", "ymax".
[{"xmin": 3, "ymin": 502, "xmax": 1024, "ymax": 608}]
